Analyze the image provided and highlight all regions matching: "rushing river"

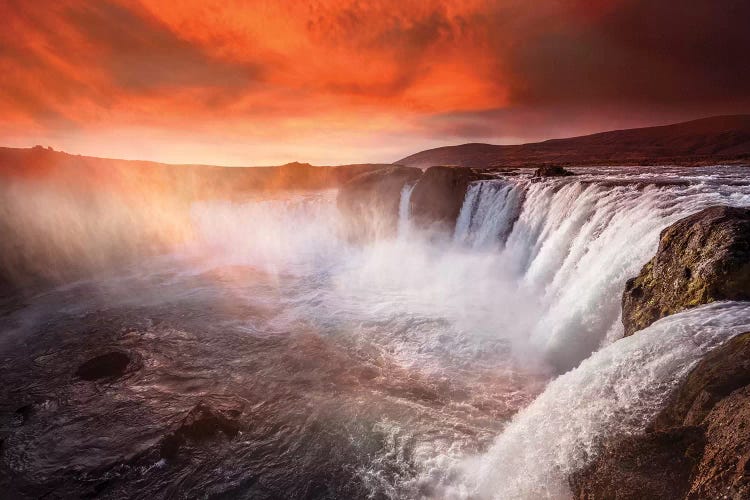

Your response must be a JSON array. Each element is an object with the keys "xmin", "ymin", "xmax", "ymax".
[{"xmin": 2, "ymin": 166, "xmax": 750, "ymax": 498}]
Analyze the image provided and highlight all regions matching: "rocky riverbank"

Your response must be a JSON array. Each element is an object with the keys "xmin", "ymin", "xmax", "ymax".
[{"xmin": 573, "ymin": 206, "xmax": 750, "ymax": 498}]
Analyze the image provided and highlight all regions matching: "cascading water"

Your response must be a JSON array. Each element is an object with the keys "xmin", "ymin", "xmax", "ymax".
[
  {"xmin": 447, "ymin": 170, "xmax": 750, "ymax": 370},
  {"xmin": 454, "ymin": 180, "xmax": 524, "ymax": 249},
  {"xmin": 431, "ymin": 301, "xmax": 750, "ymax": 499},
  {"xmin": 188, "ymin": 168, "xmax": 750, "ymax": 498},
  {"xmin": 4, "ymin": 166, "xmax": 750, "ymax": 498},
  {"xmin": 397, "ymin": 183, "xmax": 416, "ymax": 238}
]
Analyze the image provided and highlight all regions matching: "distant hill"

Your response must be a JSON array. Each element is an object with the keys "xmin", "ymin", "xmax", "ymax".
[
  {"xmin": 396, "ymin": 115, "xmax": 750, "ymax": 168},
  {"xmin": 0, "ymin": 146, "xmax": 391, "ymax": 198}
]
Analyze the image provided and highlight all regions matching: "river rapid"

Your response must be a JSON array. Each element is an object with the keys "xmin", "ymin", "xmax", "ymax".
[{"xmin": 2, "ymin": 166, "xmax": 750, "ymax": 498}]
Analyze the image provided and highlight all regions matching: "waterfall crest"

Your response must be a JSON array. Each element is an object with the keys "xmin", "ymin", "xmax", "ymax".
[{"xmin": 443, "ymin": 174, "xmax": 750, "ymax": 369}]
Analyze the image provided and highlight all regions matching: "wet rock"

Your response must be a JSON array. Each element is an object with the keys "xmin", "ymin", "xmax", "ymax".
[
  {"xmin": 651, "ymin": 332, "xmax": 750, "ymax": 430},
  {"xmin": 11, "ymin": 404, "xmax": 34, "ymax": 427},
  {"xmin": 75, "ymin": 351, "xmax": 132, "ymax": 380},
  {"xmin": 572, "ymin": 332, "xmax": 750, "ymax": 499},
  {"xmin": 160, "ymin": 400, "xmax": 243, "ymax": 459},
  {"xmin": 571, "ymin": 427, "xmax": 704, "ymax": 500},
  {"xmin": 622, "ymin": 206, "xmax": 750, "ymax": 336},
  {"xmin": 689, "ymin": 385, "xmax": 750, "ymax": 498},
  {"xmin": 533, "ymin": 165, "xmax": 574, "ymax": 177},
  {"xmin": 337, "ymin": 165, "xmax": 422, "ymax": 241},
  {"xmin": 409, "ymin": 166, "xmax": 479, "ymax": 231}
]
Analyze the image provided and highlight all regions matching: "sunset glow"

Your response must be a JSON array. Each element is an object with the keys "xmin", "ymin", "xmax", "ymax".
[{"xmin": 2, "ymin": 0, "xmax": 748, "ymax": 165}]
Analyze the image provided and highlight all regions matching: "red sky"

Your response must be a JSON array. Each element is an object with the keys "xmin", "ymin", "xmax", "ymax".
[{"xmin": 1, "ymin": 0, "xmax": 749, "ymax": 165}]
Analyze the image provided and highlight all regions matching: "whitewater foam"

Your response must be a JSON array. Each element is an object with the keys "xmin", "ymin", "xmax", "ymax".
[
  {"xmin": 425, "ymin": 301, "xmax": 750, "ymax": 499},
  {"xmin": 185, "ymin": 167, "xmax": 750, "ymax": 497}
]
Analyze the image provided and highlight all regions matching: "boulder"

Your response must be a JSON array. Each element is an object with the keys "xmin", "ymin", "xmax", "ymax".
[
  {"xmin": 572, "ymin": 332, "xmax": 750, "ymax": 499},
  {"xmin": 533, "ymin": 165, "xmax": 574, "ymax": 177},
  {"xmin": 651, "ymin": 332, "xmax": 750, "ymax": 430},
  {"xmin": 75, "ymin": 351, "xmax": 132, "ymax": 380},
  {"xmin": 160, "ymin": 400, "xmax": 243, "ymax": 459},
  {"xmin": 337, "ymin": 165, "xmax": 422, "ymax": 241},
  {"xmin": 622, "ymin": 206, "xmax": 750, "ymax": 336},
  {"xmin": 409, "ymin": 166, "xmax": 479, "ymax": 231},
  {"xmin": 570, "ymin": 427, "xmax": 704, "ymax": 500}
]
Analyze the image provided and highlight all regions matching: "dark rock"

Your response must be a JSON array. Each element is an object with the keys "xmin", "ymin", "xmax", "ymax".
[
  {"xmin": 409, "ymin": 166, "xmax": 479, "ymax": 231},
  {"xmin": 11, "ymin": 404, "xmax": 34, "ymax": 427},
  {"xmin": 533, "ymin": 165, "xmax": 575, "ymax": 177},
  {"xmin": 337, "ymin": 165, "xmax": 422, "ymax": 241},
  {"xmin": 651, "ymin": 332, "xmax": 750, "ymax": 430},
  {"xmin": 571, "ymin": 427, "xmax": 704, "ymax": 500},
  {"xmin": 160, "ymin": 400, "xmax": 243, "ymax": 459},
  {"xmin": 622, "ymin": 206, "xmax": 750, "ymax": 336},
  {"xmin": 75, "ymin": 351, "xmax": 132, "ymax": 380},
  {"xmin": 688, "ymin": 385, "xmax": 750, "ymax": 498},
  {"xmin": 572, "ymin": 332, "xmax": 750, "ymax": 499}
]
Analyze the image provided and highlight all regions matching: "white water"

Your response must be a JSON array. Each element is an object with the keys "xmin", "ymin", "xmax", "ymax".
[
  {"xmin": 432, "ymin": 301, "xmax": 750, "ymax": 499},
  {"xmin": 454, "ymin": 181, "xmax": 524, "ymax": 249},
  {"xmin": 397, "ymin": 182, "xmax": 415, "ymax": 238},
  {"xmin": 186, "ymin": 167, "xmax": 750, "ymax": 498}
]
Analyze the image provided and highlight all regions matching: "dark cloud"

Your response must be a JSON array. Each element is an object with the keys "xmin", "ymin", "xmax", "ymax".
[
  {"xmin": 0, "ymin": 0, "xmax": 748, "ymax": 164},
  {"xmin": 505, "ymin": 0, "xmax": 750, "ymax": 107}
]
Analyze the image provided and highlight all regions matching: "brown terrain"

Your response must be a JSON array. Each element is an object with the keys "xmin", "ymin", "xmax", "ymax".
[{"xmin": 397, "ymin": 115, "xmax": 750, "ymax": 168}]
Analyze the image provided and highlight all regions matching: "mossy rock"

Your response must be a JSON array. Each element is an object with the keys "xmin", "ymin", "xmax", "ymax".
[{"xmin": 622, "ymin": 206, "xmax": 750, "ymax": 336}]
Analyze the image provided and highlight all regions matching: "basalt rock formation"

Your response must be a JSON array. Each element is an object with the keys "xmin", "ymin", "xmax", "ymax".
[
  {"xmin": 533, "ymin": 165, "xmax": 575, "ymax": 177},
  {"xmin": 409, "ymin": 166, "xmax": 481, "ymax": 232},
  {"xmin": 160, "ymin": 400, "xmax": 243, "ymax": 459},
  {"xmin": 337, "ymin": 165, "xmax": 422, "ymax": 241},
  {"xmin": 572, "ymin": 332, "xmax": 750, "ymax": 499},
  {"xmin": 622, "ymin": 206, "xmax": 750, "ymax": 336}
]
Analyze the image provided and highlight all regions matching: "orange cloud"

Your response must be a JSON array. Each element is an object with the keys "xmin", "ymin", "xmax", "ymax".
[{"xmin": 0, "ymin": 0, "xmax": 748, "ymax": 165}]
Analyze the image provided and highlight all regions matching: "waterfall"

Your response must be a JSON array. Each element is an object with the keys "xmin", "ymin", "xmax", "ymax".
[
  {"xmin": 454, "ymin": 181, "xmax": 524, "ymax": 248},
  {"xmin": 449, "ymin": 174, "xmax": 750, "ymax": 369},
  {"xmin": 435, "ymin": 301, "xmax": 750, "ymax": 499},
  {"xmin": 397, "ymin": 182, "xmax": 415, "ymax": 238}
]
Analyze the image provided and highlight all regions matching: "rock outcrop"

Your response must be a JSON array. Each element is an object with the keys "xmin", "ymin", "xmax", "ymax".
[
  {"xmin": 571, "ymin": 427, "xmax": 705, "ymax": 499},
  {"xmin": 160, "ymin": 400, "xmax": 243, "ymax": 459},
  {"xmin": 622, "ymin": 206, "xmax": 750, "ymax": 336},
  {"xmin": 337, "ymin": 165, "xmax": 422, "ymax": 241},
  {"xmin": 572, "ymin": 332, "xmax": 750, "ymax": 499},
  {"xmin": 533, "ymin": 165, "xmax": 574, "ymax": 177},
  {"xmin": 409, "ymin": 166, "xmax": 480, "ymax": 232}
]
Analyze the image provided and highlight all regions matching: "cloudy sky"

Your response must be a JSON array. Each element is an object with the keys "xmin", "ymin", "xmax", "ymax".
[{"xmin": 1, "ymin": 0, "xmax": 749, "ymax": 165}]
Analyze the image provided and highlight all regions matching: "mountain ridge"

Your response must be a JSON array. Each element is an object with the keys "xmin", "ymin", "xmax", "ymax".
[{"xmin": 396, "ymin": 115, "xmax": 750, "ymax": 168}]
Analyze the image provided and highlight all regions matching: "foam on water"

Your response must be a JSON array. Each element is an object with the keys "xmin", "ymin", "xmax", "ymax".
[
  {"xmin": 428, "ymin": 301, "xmax": 750, "ymax": 499},
  {"xmin": 188, "ymin": 168, "xmax": 750, "ymax": 372},
  {"xmin": 185, "ymin": 167, "xmax": 750, "ymax": 497}
]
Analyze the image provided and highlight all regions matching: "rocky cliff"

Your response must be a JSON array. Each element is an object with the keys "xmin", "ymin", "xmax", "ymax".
[
  {"xmin": 622, "ymin": 206, "xmax": 750, "ymax": 336},
  {"xmin": 336, "ymin": 166, "xmax": 422, "ymax": 241}
]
